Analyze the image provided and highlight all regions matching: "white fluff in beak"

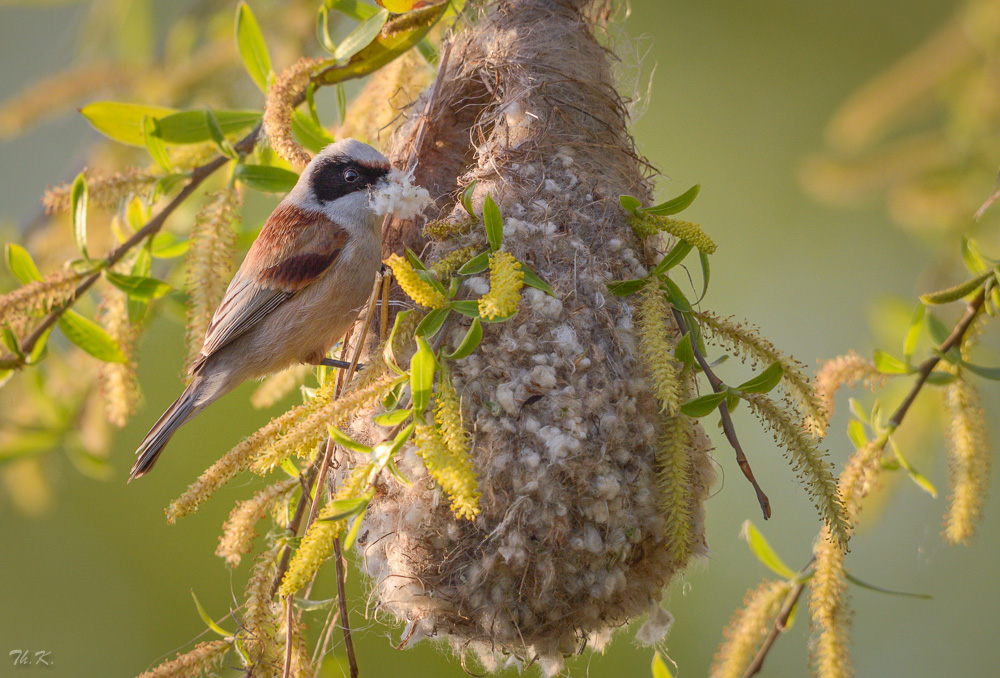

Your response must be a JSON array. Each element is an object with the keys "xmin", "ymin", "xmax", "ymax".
[{"xmin": 370, "ymin": 167, "xmax": 432, "ymax": 219}]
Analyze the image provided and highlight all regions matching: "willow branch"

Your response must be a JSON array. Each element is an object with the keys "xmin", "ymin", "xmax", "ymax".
[
  {"xmin": 741, "ymin": 287, "xmax": 987, "ymax": 677},
  {"xmin": 673, "ymin": 307, "xmax": 771, "ymax": 519},
  {"xmin": 1, "ymin": 123, "xmax": 262, "ymax": 368}
]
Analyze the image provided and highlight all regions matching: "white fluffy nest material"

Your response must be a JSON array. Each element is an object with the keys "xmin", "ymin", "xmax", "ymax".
[
  {"xmin": 371, "ymin": 167, "xmax": 432, "ymax": 219},
  {"xmin": 345, "ymin": 0, "xmax": 716, "ymax": 674}
]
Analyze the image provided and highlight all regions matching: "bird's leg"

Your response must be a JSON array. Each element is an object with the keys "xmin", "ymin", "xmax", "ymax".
[{"xmin": 318, "ymin": 358, "xmax": 363, "ymax": 370}]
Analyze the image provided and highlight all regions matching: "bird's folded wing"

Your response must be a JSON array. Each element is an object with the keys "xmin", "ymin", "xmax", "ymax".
[{"xmin": 191, "ymin": 205, "xmax": 349, "ymax": 372}]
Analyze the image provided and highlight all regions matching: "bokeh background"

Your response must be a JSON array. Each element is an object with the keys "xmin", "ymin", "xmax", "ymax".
[{"xmin": 1, "ymin": 1, "xmax": 998, "ymax": 676}]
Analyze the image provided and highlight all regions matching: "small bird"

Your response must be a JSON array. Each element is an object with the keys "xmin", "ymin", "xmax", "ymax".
[{"xmin": 129, "ymin": 139, "xmax": 391, "ymax": 481}]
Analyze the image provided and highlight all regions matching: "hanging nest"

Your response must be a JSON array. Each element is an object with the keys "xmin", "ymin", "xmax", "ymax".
[{"xmin": 345, "ymin": 0, "xmax": 716, "ymax": 672}]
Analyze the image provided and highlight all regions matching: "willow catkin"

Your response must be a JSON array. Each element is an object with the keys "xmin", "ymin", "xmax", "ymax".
[
  {"xmin": 0, "ymin": 269, "xmax": 81, "ymax": 336},
  {"xmin": 97, "ymin": 290, "xmax": 139, "ymax": 427},
  {"xmin": 477, "ymin": 250, "xmax": 524, "ymax": 320},
  {"xmin": 385, "ymin": 253, "xmax": 449, "ymax": 309},
  {"xmin": 216, "ymin": 479, "xmax": 298, "ymax": 567},
  {"xmin": 812, "ymin": 350, "xmax": 885, "ymax": 436},
  {"xmin": 636, "ymin": 281, "xmax": 682, "ymax": 414},
  {"xmin": 710, "ymin": 580, "xmax": 792, "ymax": 678},
  {"xmin": 185, "ymin": 189, "xmax": 240, "ymax": 369},
  {"xmin": 135, "ymin": 640, "xmax": 231, "ymax": 678},
  {"xmin": 263, "ymin": 57, "xmax": 322, "ymax": 169},
  {"xmin": 943, "ymin": 377, "xmax": 990, "ymax": 544},
  {"xmin": 242, "ymin": 551, "xmax": 282, "ymax": 677}
]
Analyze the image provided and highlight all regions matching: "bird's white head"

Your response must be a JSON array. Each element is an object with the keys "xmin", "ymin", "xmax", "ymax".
[{"xmin": 286, "ymin": 138, "xmax": 392, "ymax": 226}]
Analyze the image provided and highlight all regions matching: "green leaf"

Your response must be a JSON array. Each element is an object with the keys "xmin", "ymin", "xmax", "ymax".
[
  {"xmin": 461, "ymin": 181, "xmax": 477, "ymax": 216},
  {"xmin": 373, "ymin": 408, "xmax": 413, "ymax": 426},
  {"xmin": 606, "ymin": 278, "xmax": 646, "ymax": 297},
  {"xmin": 105, "ymin": 271, "xmax": 173, "ymax": 300},
  {"xmin": 409, "ymin": 336, "xmax": 436, "ymax": 415},
  {"xmin": 0, "ymin": 369, "xmax": 14, "ymax": 391},
  {"xmin": 328, "ymin": 0, "xmax": 381, "ymax": 21},
  {"xmin": 384, "ymin": 309, "xmax": 414, "ymax": 372},
  {"xmin": 313, "ymin": 3, "xmax": 447, "ymax": 86},
  {"xmin": 735, "ymin": 361, "xmax": 783, "ymax": 394},
  {"xmin": 234, "ymin": 164, "xmax": 299, "ymax": 193},
  {"xmin": 373, "ymin": 422, "xmax": 415, "ymax": 471},
  {"xmin": 680, "ymin": 391, "xmax": 726, "ymax": 417},
  {"xmin": 235, "ymin": 1, "xmax": 272, "ymax": 92},
  {"xmin": 958, "ymin": 358, "xmax": 1000, "ymax": 381},
  {"xmin": 697, "ymin": 249, "xmax": 711, "ymax": 302},
  {"xmin": 154, "ymin": 109, "xmax": 261, "ymax": 145},
  {"xmin": 926, "ymin": 312, "xmax": 951, "ymax": 345},
  {"xmin": 919, "ymin": 270, "xmax": 992, "ymax": 305},
  {"xmin": 960, "ymin": 235, "xmax": 992, "ymax": 274},
  {"xmin": 888, "ymin": 435, "xmax": 937, "ymax": 498},
  {"xmin": 1, "ymin": 325, "xmax": 23, "ymax": 358},
  {"xmin": 70, "ymin": 172, "xmax": 89, "ymax": 260},
  {"xmin": 483, "ymin": 193, "xmax": 503, "ymax": 252},
  {"xmin": 328, "ymin": 426, "xmax": 373, "ymax": 454},
  {"xmin": 291, "ymin": 110, "xmax": 335, "ymax": 153},
  {"xmin": 142, "ymin": 116, "xmax": 172, "ymax": 171},
  {"xmin": 204, "ymin": 109, "xmax": 237, "ymax": 158},
  {"xmin": 80, "ymin": 101, "xmax": 177, "ymax": 147},
  {"xmin": 190, "ymin": 590, "xmax": 233, "ymax": 637},
  {"xmin": 335, "ymin": 8, "xmax": 389, "ymax": 60},
  {"xmin": 661, "ymin": 277, "xmax": 692, "ymax": 312},
  {"xmin": 317, "ymin": 5, "xmax": 340, "ymax": 54},
  {"xmin": 0, "ymin": 430, "xmax": 59, "ymax": 462},
  {"xmin": 873, "ymin": 349, "xmax": 910, "ymax": 375},
  {"xmin": 27, "ymin": 324, "xmax": 54, "ymax": 364},
  {"xmin": 294, "ymin": 596, "xmax": 337, "ymax": 612},
  {"xmin": 652, "ymin": 240, "xmax": 693, "ymax": 277},
  {"xmin": 317, "ymin": 496, "xmax": 370, "ymax": 523},
  {"xmin": 843, "ymin": 572, "xmax": 932, "ymax": 600},
  {"xmin": 517, "ymin": 260, "xmax": 555, "ymax": 296},
  {"xmin": 151, "ymin": 232, "xmax": 189, "ymax": 259},
  {"xmin": 740, "ymin": 519, "xmax": 796, "ymax": 579},
  {"xmin": 6, "ymin": 243, "xmax": 42, "ymax": 283},
  {"xmin": 673, "ymin": 332, "xmax": 695, "ymax": 366},
  {"xmin": 66, "ymin": 444, "xmax": 113, "ymax": 481},
  {"xmin": 450, "ymin": 300, "xmax": 480, "ymax": 318},
  {"xmin": 57, "ymin": 310, "xmax": 126, "ymax": 363},
  {"xmin": 651, "ymin": 652, "xmax": 673, "ymax": 678},
  {"xmin": 335, "ymin": 83, "xmax": 348, "ymax": 122},
  {"xmin": 127, "ymin": 246, "xmax": 153, "ymax": 323},
  {"xmin": 902, "ymin": 304, "xmax": 925, "ymax": 362},
  {"xmin": 415, "ymin": 307, "xmax": 450, "ymax": 338},
  {"xmin": 342, "ymin": 505, "xmax": 369, "ymax": 549},
  {"xmin": 404, "ymin": 247, "xmax": 429, "ymax": 271},
  {"xmin": 416, "ymin": 37, "xmax": 438, "ymax": 64},
  {"xmin": 619, "ymin": 194, "xmax": 642, "ymax": 215},
  {"xmin": 457, "ymin": 251, "xmax": 489, "ymax": 276},
  {"xmin": 446, "ymin": 317, "xmax": 483, "ymax": 360},
  {"xmin": 847, "ymin": 418, "xmax": 868, "ymax": 450},
  {"xmin": 924, "ymin": 370, "xmax": 958, "ymax": 386},
  {"xmin": 642, "ymin": 184, "xmax": 700, "ymax": 216}
]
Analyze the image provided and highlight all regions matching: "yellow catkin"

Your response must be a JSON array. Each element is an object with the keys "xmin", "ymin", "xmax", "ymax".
[
  {"xmin": 812, "ymin": 351, "xmax": 886, "ymax": 436},
  {"xmin": 216, "ymin": 479, "xmax": 298, "ymax": 567},
  {"xmin": 943, "ymin": 378, "xmax": 990, "ymax": 545},
  {"xmin": 250, "ymin": 373, "xmax": 397, "ymax": 474},
  {"xmin": 637, "ymin": 282, "xmax": 683, "ymax": 414},
  {"xmin": 422, "ymin": 218, "xmax": 477, "ymax": 241},
  {"xmin": 710, "ymin": 580, "xmax": 792, "ymax": 678},
  {"xmin": 135, "ymin": 640, "xmax": 231, "ymax": 678},
  {"xmin": 432, "ymin": 373, "xmax": 481, "ymax": 519},
  {"xmin": 429, "ymin": 246, "xmax": 478, "ymax": 279},
  {"xmin": 629, "ymin": 214, "xmax": 717, "ymax": 253},
  {"xmin": 166, "ymin": 378, "xmax": 348, "ymax": 522},
  {"xmin": 414, "ymin": 421, "xmax": 481, "ymax": 520},
  {"xmin": 0, "ymin": 269, "xmax": 80, "ymax": 336},
  {"xmin": 809, "ymin": 528, "xmax": 852, "ymax": 678},
  {"xmin": 656, "ymin": 410, "xmax": 696, "ymax": 564},
  {"xmin": 97, "ymin": 290, "xmax": 139, "ymax": 428},
  {"xmin": 185, "ymin": 189, "xmax": 240, "ymax": 370},
  {"xmin": 279, "ymin": 464, "xmax": 371, "ymax": 597},
  {"xmin": 386, "ymin": 253, "xmax": 449, "ymax": 309},
  {"xmin": 478, "ymin": 250, "xmax": 524, "ymax": 320},
  {"xmin": 242, "ymin": 551, "xmax": 282, "ymax": 676},
  {"xmin": 42, "ymin": 167, "xmax": 157, "ymax": 214},
  {"xmin": 694, "ymin": 310, "xmax": 827, "ymax": 437},
  {"xmin": 250, "ymin": 364, "xmax": 313, "ymax": 409},
  {"xmin": 745, "ymin": 394, "xmax": 850, "ymax": 546},
  {"xmin": 264, "ymin": 57, "xmax": 323, "ymax": 169}
]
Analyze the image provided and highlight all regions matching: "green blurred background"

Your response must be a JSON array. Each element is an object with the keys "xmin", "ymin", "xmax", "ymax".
[{"xmin": 1, "ymin": 1, "xmax": 998, "ymax": 676}]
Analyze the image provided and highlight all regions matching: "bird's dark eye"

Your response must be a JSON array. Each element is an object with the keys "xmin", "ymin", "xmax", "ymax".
[{"xmin": 343, "ymin": 168, "xmax": 360, "ymax": 183}]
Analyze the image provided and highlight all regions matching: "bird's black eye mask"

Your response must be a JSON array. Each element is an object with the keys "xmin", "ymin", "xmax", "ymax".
[{"xmin": 311, "ymin": 155, "xmax": 390, "ymax": 203}]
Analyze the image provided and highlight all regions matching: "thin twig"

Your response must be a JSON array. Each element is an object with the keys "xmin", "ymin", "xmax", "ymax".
[
  {"xmin": 282, "ymin": 594, "xmax": 294, "ymax": 678},
  {"xmin": 740, "ymin": 288, "xmax": 987, "ymax": 677},
  {"xmin": 1, "ymin": 124, "xmax": 262, "ymax": 367},
  {"xmin": 333, "ymin": 538, "xmax": 359, "ymax": 678},
  {"xmin": 270, "ymin": 466, "xmax": 319, "ymax": 599},
  {"xmin": 672, "ymin": 308, "xmax": 771, "ymax": 519}
]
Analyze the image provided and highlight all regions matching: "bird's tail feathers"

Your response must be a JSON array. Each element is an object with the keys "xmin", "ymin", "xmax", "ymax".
[{"xmin": 129, "ymin": 380, "xmax": 203, "ymax": 482}]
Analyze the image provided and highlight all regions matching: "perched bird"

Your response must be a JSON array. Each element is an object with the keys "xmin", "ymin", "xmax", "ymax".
[{"xmin": 130, "ymin": 139, "xmax": 391, "ymax": 481}]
